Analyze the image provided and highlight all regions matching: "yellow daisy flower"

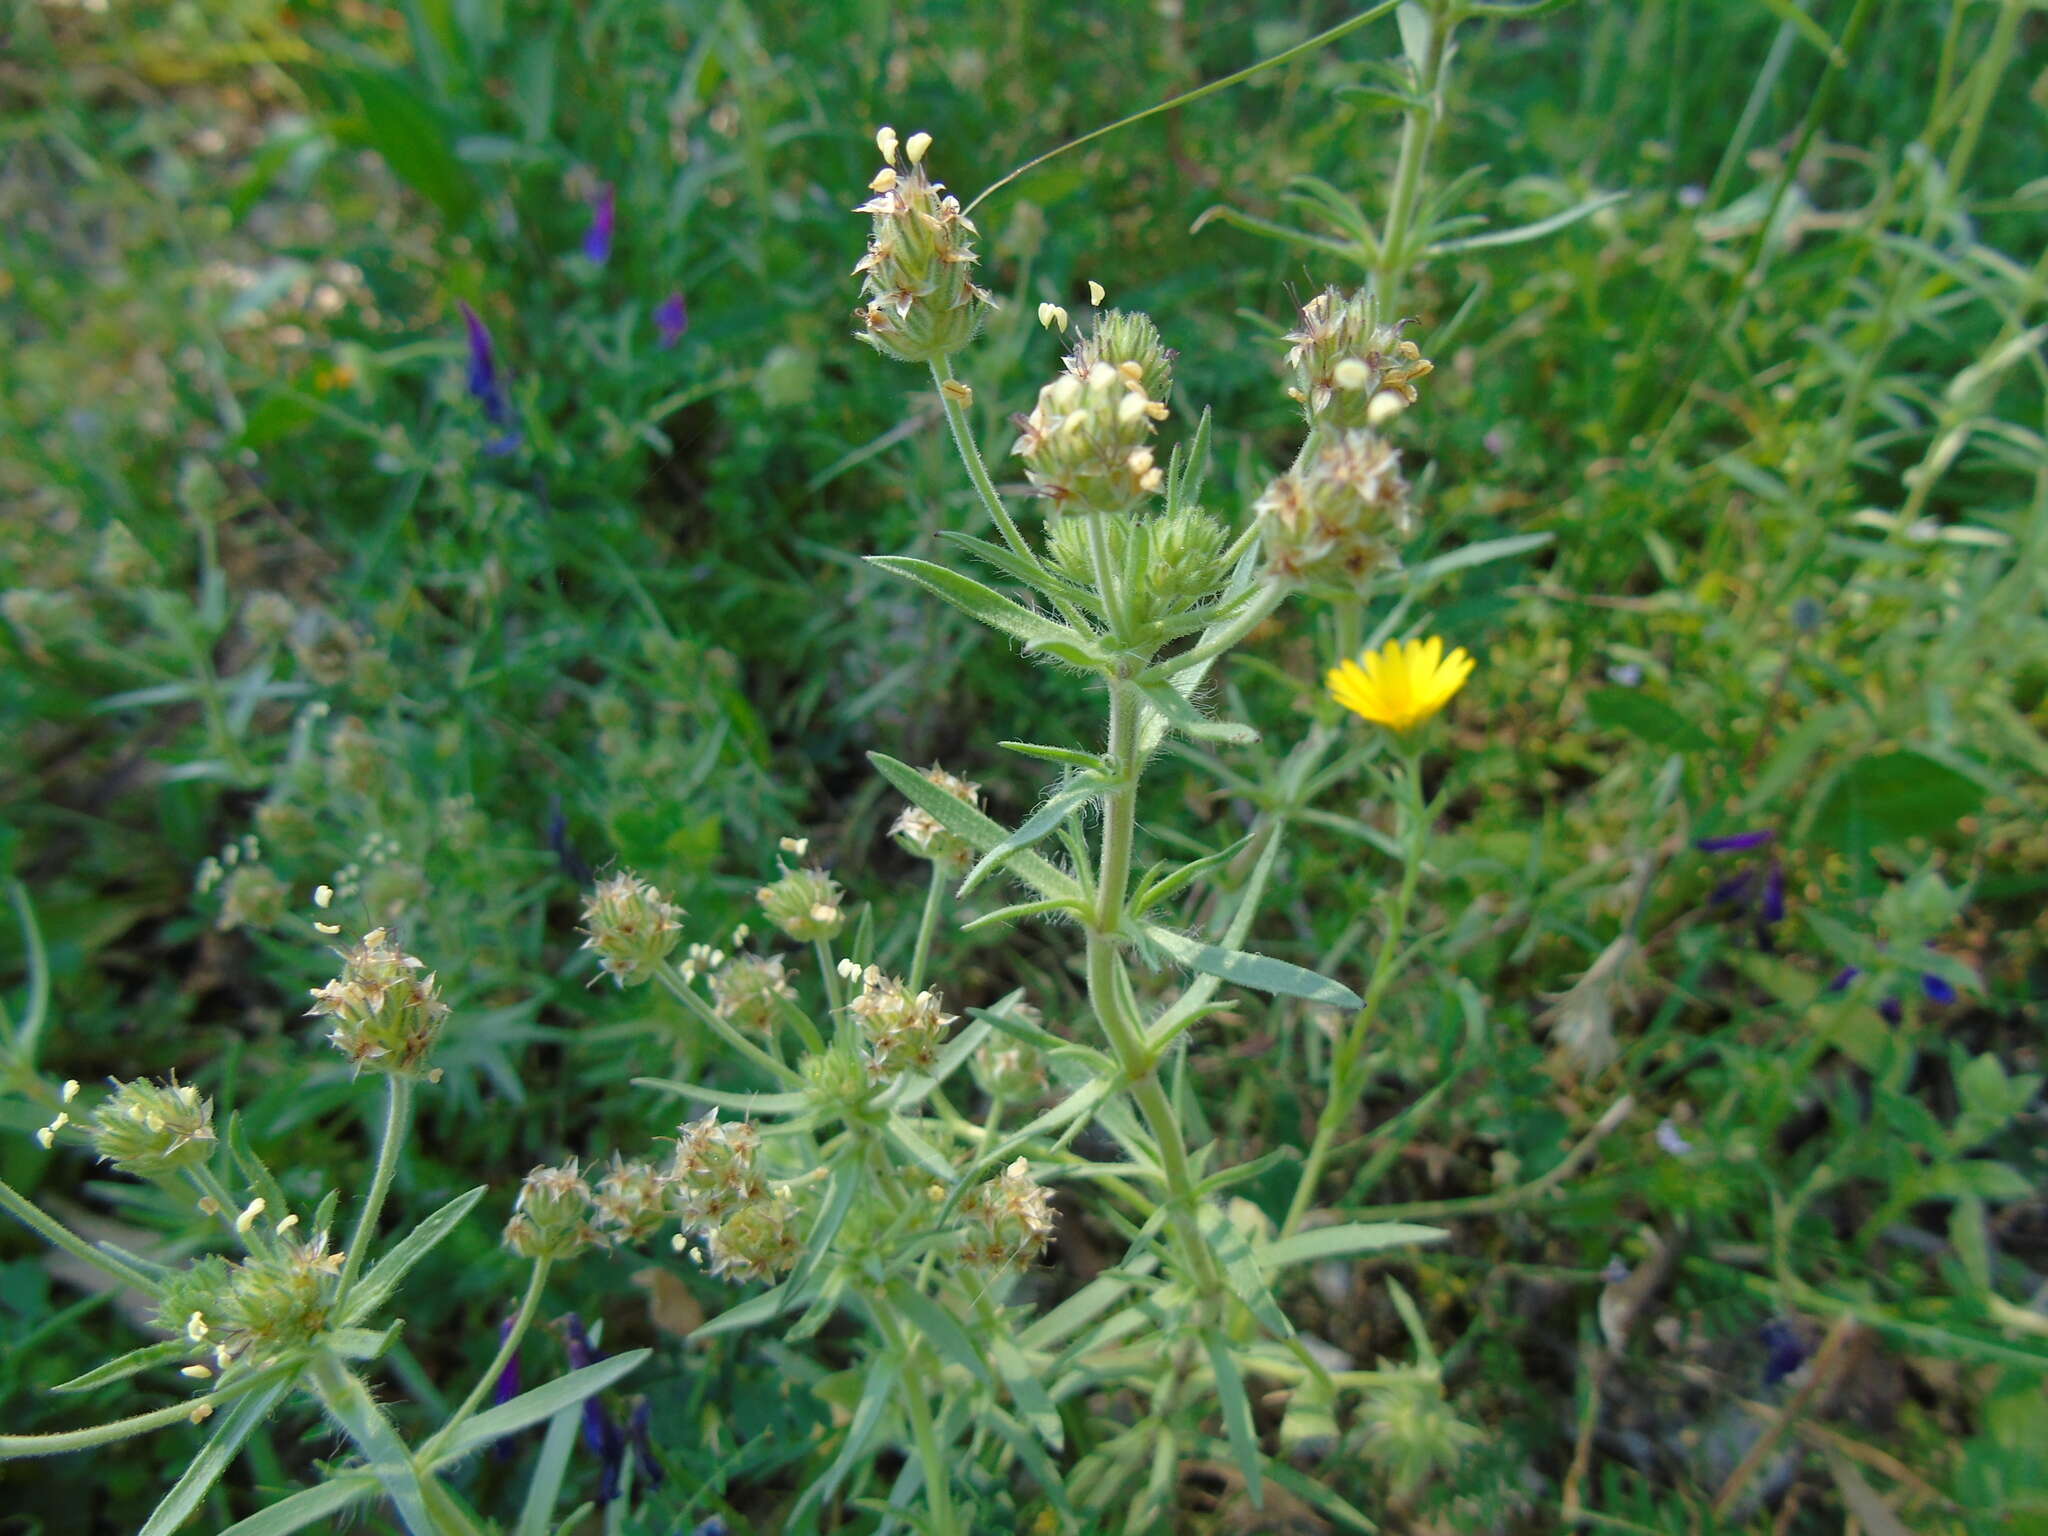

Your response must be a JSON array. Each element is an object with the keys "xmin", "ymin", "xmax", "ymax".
[{"xmin": 1326, "ymin": 636, "xmax": 1475, "ymax": 732}]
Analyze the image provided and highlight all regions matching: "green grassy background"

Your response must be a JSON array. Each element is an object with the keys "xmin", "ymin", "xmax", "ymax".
[{"xmin": 2, "ymin": 0, "xmax": 2045, "ymax": 1531}]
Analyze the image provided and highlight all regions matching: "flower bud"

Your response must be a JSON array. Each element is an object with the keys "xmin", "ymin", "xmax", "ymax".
[
  {"xmin": 216, "ymin": 862, "xmax": 287, "ymax": 932},
  {"xmin": 579, "ymin": 872, "xmax": 684, "ymax": 987},
  {"xmin": 852, "ymin": 129, "xmax": 991, "ymax": 363},
  {"xmin": 847, "ymin": 966, "xmax": 955, "ymax": 1080},
  {"xmin": 974, "ymin": 1040, "xmax": 1049, "ymax": 1101},
  {"xmin": 1284, "ymin": 287, "xmax": 1434, "ymax": 428},
  {"xmin": 94, "ymin": 520, "xmax": 157, "ymax": 587},
  {"xmin": 958, "ymin": 1157, "xmax": 1056, "ymax": 1271},
  {"xmin": 503, "ymin": 1161, "xmax": 598, "ymax": 1261},
  {"xmin": 669, "ymin": 1112, "xmax": 766, "ymax": 1227},
  {"xmin": 86, "ymin": 1078, "xmax": 217, "ymax": 1177},
  {"xmin": 307, "ymin": 928, "xmax": 449, "ymax": 1077},
  {"xmin": 1255, "ymin": 429, "xmax": 1415, "ymax": 591},
  {"xmin": 1045, "ymin": 504, "xmax": 1233, "ymax": 623},
  {"xmin": 1065, "ymin": 309, "xmax": 1174, "ymax": 409},
  {"xmin": 241, "ymin": 590, "xmax": 295, "ymax": 648},
  {"xmin": 756, "ymin": 864, "xmax": 845, "ymax": 943},
  {"xmin": 1012, "ymin": 358, "xmax": 1169, "ymax": 516},
  {"xmin": 201, "ymin": 1233, "xmax": 345, "ymax": 1371},
  {"xmin": 1353, "ymin": 1377, "xmax": 1483, "ymax": 1496},
  {"xmin": 889, "ymin": 766, "xmax": 981, "ymax": 870},
  {"xmin": 592, "ymin": 1155, "xmax": 671, "ymax": 1245},
  {"xmin": 709, "ymin": 952, "xmax": 799, "ymax": 1033},
  {"xmin": 704, "ymin": 1190, "xmax": 803, "ymax": 1283}
]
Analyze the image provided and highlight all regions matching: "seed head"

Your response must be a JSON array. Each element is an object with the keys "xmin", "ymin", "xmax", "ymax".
[
  {"xmin": 1255, "ymin": 428, "xmax": 1415, "ymax": 591},
  {"xmin": 852, "ymin": 129, "xmax": 991, "ymax": 364},
  {"xmin": 756, "ymin": 864, "xmax": 845, "ymax": 943},
  {"xmin": 709, "ymin": 952, "xmax": 799, "ymax": 1033},
  {"xmin": 704, "ymin": 1190, "xmax": 804, "ymax": 1283},
  {"xmin": 1047, "ymin": 504, "xmax": 1233, "ymax": 622},
  {"xmin": 579, "ymin": 872, "xmax": 684, "ymax": 988},
  {"xmin": 1064, "ymin": 309, "xmax": 1174, "ymax": 409},
  {"xmin": 85, "ymin": 1078, "xmax": 217, "ymax": 1177},
  {"xmin": 592, "ymin": 1155, "xmax": 672, "ymax": 1245},
  {"xmin": 307, "ymin": 928, "xmax": 449, "ymax": 1077},
  {"xmin": 975, "ymin": 1040, "xmax": 1049, "ymax": 1101},
  {"xmin": 958, "ymin": 1157, "xmax": 1056, "ymax": 1272},
  {"xmin": 668, "ymin": 1112, "xmax": 766, "ymax": 1227},
  {"xmin": 890, "ymin": 766, "xmax": 981, "ymax": 871},
  {"xmin": 847, "ymin": 966, "xmax": 955, "ymax": 1081},
  {"xmin": 1284, "ymin": 287, "xmax": 1433, "ymax": 428},
  {"xmin": 503, "ymin": 1161, "xmax": 599, "ymax": 1261},
  {"xmin": 198, "ymin": 1233, "xmax": 345, "ymax": 1371},
  {"xmin": 1012, "ymin": 357, "xmax": 1169, "ymax": 516}
]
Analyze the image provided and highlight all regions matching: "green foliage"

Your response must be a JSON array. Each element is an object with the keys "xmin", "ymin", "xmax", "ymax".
[{"xmin": 4, "ymin": 0, "xmax": 2047, "ymax": 1531}]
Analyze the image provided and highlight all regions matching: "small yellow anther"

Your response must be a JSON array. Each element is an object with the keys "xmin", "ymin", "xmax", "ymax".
[
  {"xmin": 61, "ymin": 1079, "xmax": 80, "ymax": 1103},
  {"xmin": 181, "ymin": 1364, "xmax": 213, "ymax": 1380},
  {"xmin": 868, "ymin": 166, "xmax": 898, "ymax": 193},
  {"xmin": 236, "ymin": 1197, "xmax": 266, "ymax": 1234},
  {"xmin": 313, "ymin": 884, "xmax": 334, "ymax": 909},
  {"xmin": 905, "ymin": 131, "xmax": 932, "ymax": 165},
  {"xmin": 1037, "ymin": 302, "xmax": 1069, "ymax": 334},
  {"xmin": 875, "ymin": 126, "xmax": 899, "ymax": 166},
  {"xmin": 1087, "ymin": 280, "xmax": 1105, "ymax": 306}
]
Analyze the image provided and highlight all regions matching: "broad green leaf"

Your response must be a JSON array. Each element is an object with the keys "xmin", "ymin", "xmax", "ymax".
[
  {"xmin": 332, "ymin": 70, "xmax": 478, "ymax": 225},
  {"xmin": 989, "ymin": 1333, "xmax": 1064, "ymax": 1450},
  {"xmin": 868, "ymin": 556, "xmax": 1077, "ymax": 649},
  {"xmin": 1142, "ymin": 924, "xmax": 1363, "ymax": 1009},
  {"xmin": 1258, "ymin": 1222, "xmax": 1446, "ymax": 1273},
  {"xmin": 1585, "ymin": 687, "xmax": 1714, "ymax": 752},
  {"xmin": 793, "ymin": 1353, "xmax": 902, "ymax": 1519},
  {"xmin": 1202, "ymin": 1333, "xmax": 1263, "ymax": 1505},
  {"xmin": 983, "ymin": 1405, "xmax": 1079, "ymax": 1525},
  {"xmin": 1804, "ymin": 750, "xmax": 1984, "ymax": 855},
  {"xmin": 513, "ymin": 1389, "xmax": 586, "ymax": 1536},
  {"xmin": 869, "ymin": 753, "xmax": 1078, "ymax": 902},
  {"xmin": 1197, "ymin": 1205, "xmax": 1291, "ymax": 1339},
  {"xmin": 887, "ymin": 1283, "xmax": 992, "ymax": 1386},
  {"xmin": 691, "ymin": 1278, "xmax": 804, "ymax": 1341},
  {"xmin": 433, "ymin": 1351, "xmax": 651, "ymax": 1463},
  {"xmin": 341, "ymin": 1185, "xmax": 487, "ymax": 1326},
  {"xmin": 139, "ymin": 1371, "xmax": 297, "ymax": 1536}
]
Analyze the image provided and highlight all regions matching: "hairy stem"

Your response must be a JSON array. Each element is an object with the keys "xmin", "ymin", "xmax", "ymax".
[
  {"xmin": 420, "ymin": 1256, "xmax": 550, "ymax": 1464},
  {"xmin": 1283, "ymin": 745, "xmax": 1427, "ymax": 1238},
  {"xmin": 336, "ymin": 1073, "xmax": 413, "ymax": 1308},
  {"xmin": 908, "ymin": 862, "xmax": 947, "ymax": 996}
]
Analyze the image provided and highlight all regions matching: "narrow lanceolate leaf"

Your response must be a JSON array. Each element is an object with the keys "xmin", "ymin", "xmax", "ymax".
[
  {"xmin": 630, "ymin": 1079, "xmax": 811, "ymax": 1116},
  {"xmin": 867, "ymin": 556, "xmax": 1077, "ymax": 649},
  {"xmin": 958, "ymin": 895, "xmax": 1089, "ymax": 933},
  {"xmin": 216, "ymin": 1474, "xmax": 380, "ymax": 1536},
  {"xmin": 433, "ymin": 1351, "xmax": 651, "ymax": 1463},
  {"xmin": 1256, "ymin": 1222, "xmax": 1446, "ymax": 1273},
  {"xmin": 1424, "ymin": 190, "xmax": 1628, "ymax": 256},
  {"xmin": 138, "ymin": 1370, "xmax": 298, "ymax": 1536},
  {"xmin": 1197, "ymin": 1205, "xmax": 1292, "ymax": 1339},
  {"xmin": 341, "ymin": 1185, "xmax": 487, "ymax": 1326},
  {"xmin": 937, "ymin": 529, "xmax": 1097, "ymax": 607},
  {"xmin": 51, "ymin": 1339, "xmax": 191, "ymax": 1394},
  {"xmin": 1203, "ymin": 1333, "xmax": 1263, "ymax": 1506},
  {"xmin": 998, "ymin": 739, "xmax": 1109, "ymax": 772},
  {"xmin": 1404, "ymin": 530, "xmax": 1553, "ymax": 585},
  {"xmin": 958, "ymin": 776, "xmax": 1106, "ymax": 897},
  {"xmin": 1129, "ymin": 831, "xmax": 1257, "ymax": 919},
  {"xmin": 869, "ymin": 753, "xmax": 1079, "ymax": 901},
  {"xmin": 1138, "ymin": 679, "xmax": 1259, "ymax": 745},
  {"xmin": 1141, "ymin": 925, "xmax": 1364, "ymax": 1009}
]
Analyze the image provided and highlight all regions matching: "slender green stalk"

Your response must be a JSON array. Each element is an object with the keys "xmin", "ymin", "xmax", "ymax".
[
  {"xmin": 873, "ymin": 1309, "xmax": 958, "ymax": 1536},
  {"xmin": 0, "ymin": 1365, "xmax": 284, "ymax": 1457},
  {"xmin": 908, "ymin": 863, "xmax": 947, "ymax": 996},
  {"xmin": 420, "ymin": 1257, "xmax": 550, "ymax": 1464},
  {"xmin": 0, "ymin": 1177, "xmax": 162, "ymax": 1296},
  {"xmin": 928, "ymin": 357, "xmax": 1089, "ymax": 630},
  {"xmin": 335, "ymin": 1074, "xmax": 413, "ymax": 1307},
  {"xmin": 654, "ymin": 960, "xmax": 805, "ymax": 1086},
  {"xmin": 1371, "ymin": 0, "xmax": 1452, "ymax": 309},
  {"xmin": 813, "ymin": 937, "xmax": 845, "ymax": 1018},
  {"xmin": 1282, "ymin": 746, "xmax": 1427, "ymax": 1238},
  {"xmin": 1141, "ymin": 582, "xmax": 1287, "ymax": 683},
  {"xmin": 308, "ymin": 1349, "xmax": 480, "ymax": 1536}
]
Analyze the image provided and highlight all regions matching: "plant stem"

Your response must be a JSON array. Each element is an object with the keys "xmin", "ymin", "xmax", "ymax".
[
  {"xmin": 908, "ymin": 862, "xmax": 948, "ymax": 995},
  {"xmin": 1140, "ymin": 582, "xmax": 1287, "ymax": 683},
  {"xmin": 1283, "ymin": 744, "xmax": 1427, "ymax": 1238},
  {"xmin": 929, "ymin": 356, "xmax": 1089, "ymax": 632},
  {"xmin": 308, "ymin": 1348, "xmax": 480, "ymax": 1536},
  {"xmin": 420, "ymin": 1257, "xmax": 550, "ymax": 1464},
  {"xmin": 0, "ymin": 1363, "xmax": 285, "ymax": 1457},
  {"xmin": 654, "ymin": 961, "xmax": 805, "ymax": 1086},
  {"xmin": 1372, "ymin": 0, "xmax": 1452, "ymax": 310},
  {"xmin": 336, "ymin": 1074, "xmax": 413, "ymax": 1308},
  {"xmin": 813, "ymin": 936, "xmax": 845, "ymax": 1018},
  {"xmin": 872, "ymin": 1308, "xmax": 958, "ymax": 1536},
  {"xmin": 1085, "ymin": 684, "xmax": 1226, "ymax": 1302}
]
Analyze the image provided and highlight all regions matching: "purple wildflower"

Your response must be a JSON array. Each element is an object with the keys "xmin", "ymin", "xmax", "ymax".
[
  {"xmin": 1759, "ymin": 1320, "xmax": 1807, "ymax": 1386},
  {"xmin": 562, "ymin": 1315, "xmax": 626, "ymax": 1505},
  {"xmin": 1827, "ymin": 951, "xmax": 1964, "ymax": 1023},
  {"xmin": 625, "ymin": 1397, "xmax": 665, "ymax": 1492},
  {"xmin": 655, "ymin": 291, "xmax": 689, "ymax": 349},
  {"xmin": 458, "ymin": 301, "xmax": 521, "ymax": 456},
  {"xmin": 1696, "ymin": 829, "xmax": 1775, "ymax": 854},
  {"xmin": 1698, "ymin": 828, "xmax": 1786, "ymax": 948},
  {"xmin": 1655, "ymin": 1119, "xmax": 1694, "ymax": 1157},
  {"xmin": 583, "ymin": 183, "xmax": 616, "ymax": 266},
  {"xmin": 491, "ymin": 1316, "xmax": 522, "ymax": 1461}
]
